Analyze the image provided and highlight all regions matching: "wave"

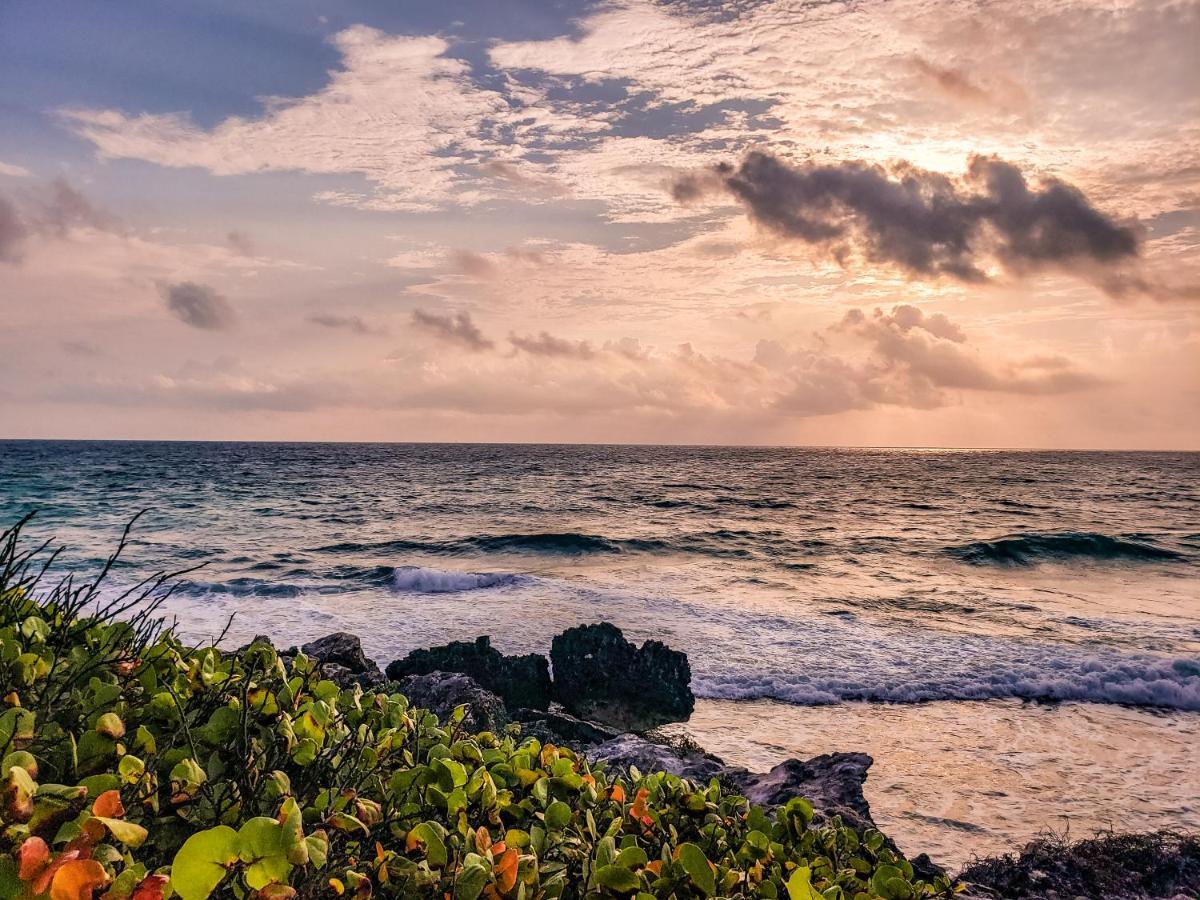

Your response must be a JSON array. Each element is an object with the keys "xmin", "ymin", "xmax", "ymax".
[
  {"xmin": 945, "ymin": 531, "xmax": 1185, "ymax": 565},
  {"xmin": 390, "ymin": 565, "xmax": 520, "ymax": 593},
  {"xmin": 177, "ymin": 577, "xmax": 304, "ymax": 598},
  {"xmin": 694, "ymin": 656, "xmax": 1200, "ymax": 711}
]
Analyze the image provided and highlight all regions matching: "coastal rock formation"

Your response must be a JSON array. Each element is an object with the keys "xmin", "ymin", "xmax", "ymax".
[
  {"xmin": 550, "ymin": 622, "xmax": 694, "ymax": 731},
  {"xmin": 390, "ymin": 671, "xmax": 508, "ymax": 733},
  {"xmin": 300, "ymin": 631, "xmax": 386, "ymax": 688},
  {"xmin": 739, "ymin": 752, "xmax": 876, "ymax": 830},
  {"xmin": 510, "ymin": 706, "xmax": 620, "ymax": 747},
  {"xmin": 587, "ymin": 733, "xmax": 732, "ymax": 782},
  {"xmin": 385, "ymin": 635, "xmax": 552, "ymax": 711}
]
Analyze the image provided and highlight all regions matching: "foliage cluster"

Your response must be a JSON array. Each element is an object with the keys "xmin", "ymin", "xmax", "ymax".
[{"xmin": 0, "ymin": 517, "xmax": 958, "ymax": 899}]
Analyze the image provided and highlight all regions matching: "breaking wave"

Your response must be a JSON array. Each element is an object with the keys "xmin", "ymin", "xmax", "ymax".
[
  {"xmin": 390, "ymin": 565, "xmax": 520, "ymax": 593},
  {"xmin": 945, "ymin": 531, "xmax": 1185, "ymax": 565},
  {"xmin": 694, "ymin": 655, "xmax": 1200, "ymax": 711}
]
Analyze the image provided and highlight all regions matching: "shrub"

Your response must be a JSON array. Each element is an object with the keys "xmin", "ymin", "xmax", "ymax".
[{"xmin": 0, "ymin": 516, "xmax": 958, "ymax": 899}]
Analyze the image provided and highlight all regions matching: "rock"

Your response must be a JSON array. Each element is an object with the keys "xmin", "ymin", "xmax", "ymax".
[
  {"xmin": 587, "ymin": 733, "xmax": 733, "ymax": 783},
  {"xmin": 390, "ymin": 671, "xmax": 508, "ymax": 733},
  {"xmin": 385, "ymin": 636, "xmax": 552, "ymax": 711},
  {"xmin": 739, "ymin": 752, "xmax": 876, "ymax": 830},
  {"xmin": 511, "ymin": 706, "xmax": 619, "ymax": 748},
  {"xmin": 550, "ymin": 622, "xmax": 693, "ymax": 731},
  {"xmin": 301, "ymin": 632, "xmax": 385, "ymax": 689}
]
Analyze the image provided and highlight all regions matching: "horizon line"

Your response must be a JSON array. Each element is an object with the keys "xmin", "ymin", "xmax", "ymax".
[{"xmin": 1, "ymin": 436, "xmax": 1196, "ymax": 454}]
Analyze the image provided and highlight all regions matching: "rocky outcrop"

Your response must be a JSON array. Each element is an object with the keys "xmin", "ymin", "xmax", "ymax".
[
  {"xmin": 390, "ymin": 671, "xmax": 508, "ymax": 734},
  {"xmin": 550, "ymin": 622, "xmax": 693, "ymax": 731},
  {"xmin": 300, "ymin": 632, "xmax": 385, "ymax": 689},
  {"xmin": 385, "ymin": 636, "xmax": 552, "ymax": 711},
  {"xmin": 739, "ymin": 753, "xmax": 874, "ymax": 829},
  {"xmin": 510, "ymin": 706, "xmax": 619, "ymax": 748},
  {"xmin": 587, "ymin": 733, "xmax": 732, "ymax": 782}
]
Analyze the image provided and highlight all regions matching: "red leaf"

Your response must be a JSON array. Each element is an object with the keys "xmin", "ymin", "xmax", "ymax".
[{"xmin": 92, "ymin": 790, "xmax": 124, "ymax": 819}]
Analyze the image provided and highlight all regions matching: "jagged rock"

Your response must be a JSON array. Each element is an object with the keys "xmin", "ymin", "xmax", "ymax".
[
  {"xmin": 385, "ymin": 636, "xmax": 552, "ymax": 711},
  {"xmin": 587, "ymin": 733, "xmax": 734, "ymax": 782},
  {"xmin": 739, "ymin": 752, "xmax": 875, "ymax": 829},
  {"xmin": 390, "ymin": 671, "xmax": 508, "ymax": 734},
  {"xmin": 511, "ymin": 706, "xmax": 619, "ymax": 748},
  {"xmin": 301, "ymin": 632, "xmax": 385, "ymax": 689},
  {"xmin": 550, "ymin": 622, "xmax": 693, "ymax": 731}
]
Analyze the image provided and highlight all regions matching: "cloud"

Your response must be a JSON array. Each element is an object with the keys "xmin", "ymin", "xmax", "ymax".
[
  {"xmin": 835, "ymin": 304, "xmax": 1105, "ymax": 398},
  {"xmin": 908, "ymin": 57, "xmax": 1029, "ymax": 113},
  {"xmin": 509, "ymin": 331, "xmax": 595, "ymax": 359},
  {"xmin": 0, "ymin": 161, "xmax": 32, "ymax": 178},
  {"xmin": 0, "ymin": 196, "xmax": 25, "ymax": 263},
  {"xmin": 307, "ymin": 313, "xmax": 382, "ymax": 335},
  {"xmin": 226, "ymin": 230, "xmax": 256, "ymax": 257},
  {"xmin": 159, "ymin": 281, "xmax": 237, "ymax": 330},
  {"xmin": 0, "ymin": 180, "xmax": 117, "ymax": 264},
  {"xmin": 410, "ymin": 309, "xmax": 494, "ymax": 351},
  {"xmin": 60, "ymin": 27, "xmax": 509, "ymax": 211},
  {"xmin": 674, "ymin": 151, "xmax": 1143, "ymax": 293}
]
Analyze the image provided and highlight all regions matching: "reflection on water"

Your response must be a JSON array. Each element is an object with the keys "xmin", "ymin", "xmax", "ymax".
[{"xmin": 670, "ymin": 698, "xmax": 1200, "ymax": 872}]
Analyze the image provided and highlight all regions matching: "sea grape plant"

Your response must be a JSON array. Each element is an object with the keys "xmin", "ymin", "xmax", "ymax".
[{"xmin": 0, "ymin": 516, "xmax": 960, "ymax": 898}]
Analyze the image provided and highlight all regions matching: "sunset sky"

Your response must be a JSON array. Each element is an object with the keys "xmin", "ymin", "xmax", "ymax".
[{"xmin": 1, "ymin": 0, "xmax": 1197, "ymax": 448}]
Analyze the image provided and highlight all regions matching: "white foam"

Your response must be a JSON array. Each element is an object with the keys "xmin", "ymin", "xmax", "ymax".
[
  {"xmin": 391, "ymin": 565, "xmax": 518, "ymax": 593},
  {"xmin": 693, "ymin": 655, "xmax": 1200, "ymax": 710}
]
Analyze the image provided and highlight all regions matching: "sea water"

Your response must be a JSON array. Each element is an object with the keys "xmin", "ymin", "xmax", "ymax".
[{"xmin": 1, "ymin": 440, "xmax": 1196, "ymax": 869}]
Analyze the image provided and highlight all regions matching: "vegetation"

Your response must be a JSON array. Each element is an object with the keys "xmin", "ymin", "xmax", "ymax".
[
  {"xmin": 0, "ymin": 516, "xmax": 957, "ymax": 899},
  {"xmin": 958, "ymin": 828, "xmax": 1200, "ymax": 899}
]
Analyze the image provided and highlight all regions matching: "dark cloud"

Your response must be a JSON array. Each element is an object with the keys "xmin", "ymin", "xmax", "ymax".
[
  {"xmin": 0, "ymin": 195, "xmax": 25, "ymax": 263},
  {"xmin": 307, "ymin": 313, "xmax": 381, "ymax": 335},
  {"xmin": 37, "ymin": 179, "xmax": 114, "ymax": 235},
  {"xmin": 226, "ymin": 230, "xmax": 256, "ymax": 256},
  {"xmin": 0, "ymin": 180, "xmax": 115, "ymax": 264},
  {"xmin": 159, "ymin": 281, "xmax": 237, "ymax": 330},
  {"xmin": 410, "ymin": 309, "xmax": 494, "ymax": 351},
  {"xmin": 509, "ymin": 331, "xmax": 595, "ymax": 359},
  {"xmin": 909, "ymin": 57, "xmax": 1029, "ymax": 112},
  {"xmin": 673, "ymin": 151, "xmax": 1141, "ymax": 293}
]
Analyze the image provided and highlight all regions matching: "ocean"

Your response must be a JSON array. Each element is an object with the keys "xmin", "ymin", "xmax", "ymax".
[{"xmin": 2, "ymin": 440, "xmax": 1197, "ymax": 869}]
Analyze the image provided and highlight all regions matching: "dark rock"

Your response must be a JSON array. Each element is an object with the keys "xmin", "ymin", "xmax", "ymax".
[
  {"xmin": 390, "ymin": 671, "xmax": 508, "ymax": 734},
  {"xmin": 301, "ymin": 632, "xmax": 385, "ymax": 689},
  {"xmin": 511, "ymin": 706, "xmax": 619, "ymax": 748},
  {"xmin": 550, "ymin": 622, "xmax": 693, "ymax": 731},
  {"xmin": 739, "ymin": 752, "xmax": 876, "ymax": 830},
  {"xmin": 587, "ymin": 733, "xmax": 733, "ymax": 783},
  {"xmin": 385, "ymin": 636, "xmax": 552, "ymax": 711}
]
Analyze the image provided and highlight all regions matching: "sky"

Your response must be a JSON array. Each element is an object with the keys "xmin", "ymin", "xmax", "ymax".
[{"xmin": 1, "ymin": 0, "xmax": 1198, "ymax": 448}]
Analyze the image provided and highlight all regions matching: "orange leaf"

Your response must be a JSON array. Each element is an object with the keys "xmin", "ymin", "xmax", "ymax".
[
  {"xmin": 17, "ymin": 837, "xmax": 49, "ymax": 882},
  {"xmin": 475, "ymin": 826, "xmax": 492, "ymax": 853},
  {"xmin": 92, "ymin": 790, "xmax": 124, "ymax": 819},
  {"xmin": 630, "ymin": 788, "xmax": 651, "ymax": 821},
  {"xmin": 50, "ymin": 859, "xmax": 110, "ymax": 900},
  {"xmin": 256, "ymin": 886, "xmax": 297, "ymax": 899},
  {"xmin": 490, "ymin": 842, "xmax": 506, "ymax": 858},
  {"xmin": 645, "ymin": 860, "xmax": 663, "ymax": 876},
  {"xmin": 65, "ymin": 819, "xmax": 106, "ymax": 856},
  {"xmin": 130, "ymin": 875, "xmax": 168, "ymax": 900},
  {"xmin": 493, "ymin": 849, "xmax": 519, "ymax": 894},
  {"xmin": 609, "ymin": 784, "xmax": 626, "ymax": 803}
]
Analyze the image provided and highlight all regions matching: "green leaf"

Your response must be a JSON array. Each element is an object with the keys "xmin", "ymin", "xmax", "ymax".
[
  {"xmin": 408, "ymin": 822, "xmax": 448, "ymax": 868},
  {"xmin": 170, "ymin": 825, "xmax": 240, "ymax": 900},
  {"xmin": 304, "ymin": 830, "xmax": 329, "ymax": 869},
  {"xmin": 786, "ymin": 867, "xmax": 823, "ymax": 900},
  {"xmin": 454, "ymin": 860, "xmax": 489, "ymax": 900},
  {"xmin": 238, "ymin": 817, "xmax": 293, "ymax": 890},
  {"xmin": 677, "ymin": 843, "xmax": 716, "ymax": 897},
  {"xmin": 544, "ymin": 800, "xmax": 571, "ymax": 831},
  {"xmin": 595, "ymin": 865, "xmax": 641, "ymax": 893},
  {"xmin": 95, "ymin": 816, "xmax": 149, "ymax": 848}
]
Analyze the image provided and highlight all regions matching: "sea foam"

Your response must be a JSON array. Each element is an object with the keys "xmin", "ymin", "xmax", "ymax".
[{"xmin": 390, "ymin": 565, "xmax": 519, "ymax": 593}]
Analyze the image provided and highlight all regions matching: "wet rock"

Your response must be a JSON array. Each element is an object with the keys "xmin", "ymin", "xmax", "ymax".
[
  {"xmin": 587, "ymin": 733, "xmax": 733, "ymax": 783},
  {"xmin": 390, "ymin": 671, "xmax": 508, "ymax": 734},
  {"xmin": 511, "ymin": 706, "xmax": 619, "ymax": 748},
  {"xmin": 550, "ymin": 622, "xmax": 693, "ymax": 731},
  {"xmin": 301, "ymin": 632, "xmax": 385, "ymax": 688},
  {"xmin": 385, "ymin": 636, "xmax": 552, "ymax": 711}
]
